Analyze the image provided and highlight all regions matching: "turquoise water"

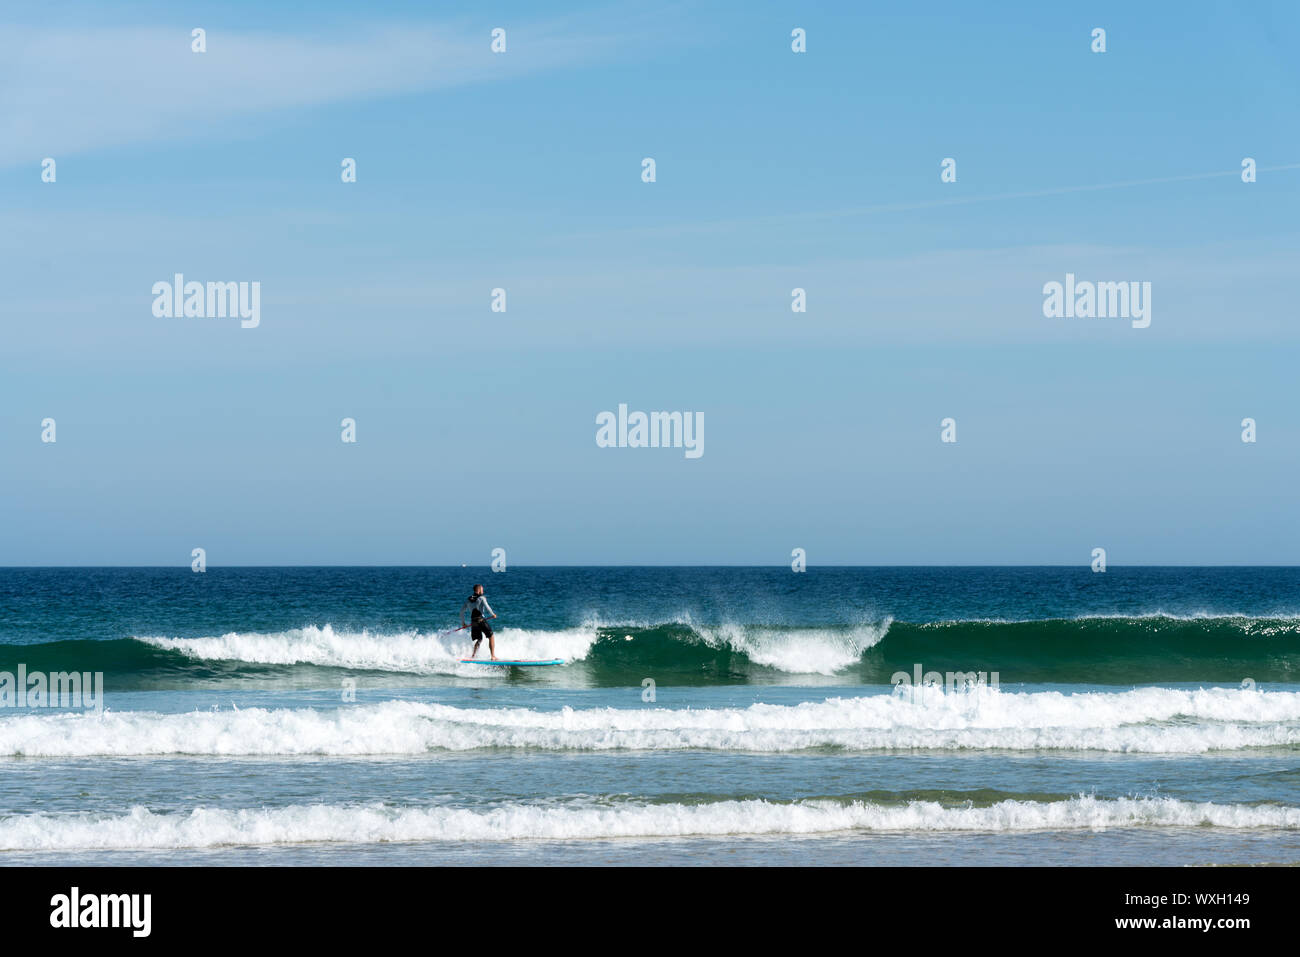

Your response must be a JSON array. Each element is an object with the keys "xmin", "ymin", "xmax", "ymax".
[{"xmin": 1, "ymin": 567, "xmax": 1298, "ymax": 865}]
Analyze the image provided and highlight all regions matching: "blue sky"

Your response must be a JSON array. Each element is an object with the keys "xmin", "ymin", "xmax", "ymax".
[{"xmin": 2, "ymin": 0, "xmax": 1298, "ymax": 565}]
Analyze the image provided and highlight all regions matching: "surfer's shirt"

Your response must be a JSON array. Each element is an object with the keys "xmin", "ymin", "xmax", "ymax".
[{"xmin": 462, "ymin": 594, "xmax": 495, "ymax": 621}]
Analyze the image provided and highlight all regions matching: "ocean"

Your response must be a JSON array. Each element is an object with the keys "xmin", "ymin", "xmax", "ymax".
[{"xmin": 1, "ymin": 566, "xmax": 1298, "ymax": 866}]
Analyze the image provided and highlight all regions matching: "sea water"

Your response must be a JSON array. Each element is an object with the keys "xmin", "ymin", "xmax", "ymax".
[{"xmin": 1, "ymin": 566, "xmax": 1297, "ymax": 866}]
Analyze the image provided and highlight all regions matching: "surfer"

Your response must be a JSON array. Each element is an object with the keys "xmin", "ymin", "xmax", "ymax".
[{"xmin": 461, "ymin": 584, "xmax": 498, "ymax": 660}]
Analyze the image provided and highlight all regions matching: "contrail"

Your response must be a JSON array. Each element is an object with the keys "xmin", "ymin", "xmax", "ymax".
[
  {"xmin": 825, "ymin": 163, "xmax": 1300, "ymax": 218},
  {"xmin": 557, "ymin": 162, "xmax": 1300, "ymax": 240}
]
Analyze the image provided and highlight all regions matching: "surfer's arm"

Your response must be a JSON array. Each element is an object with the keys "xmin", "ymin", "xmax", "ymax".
[
  {"xmin": 459, "ymin": 598, "xmax": 471, "ymax": 624},
  {"xmin": 482, "ymin": 599, "xmax": 496, "ymax": 618}
]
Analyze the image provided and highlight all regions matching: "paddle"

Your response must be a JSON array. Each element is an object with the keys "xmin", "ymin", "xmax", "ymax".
[{"xmin": 450, "ymin": 616, "xmax": 498, "ymax": 633}]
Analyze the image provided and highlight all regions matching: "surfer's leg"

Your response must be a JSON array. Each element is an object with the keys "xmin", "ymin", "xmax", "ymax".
[{"xmin": 470, "ymin": 637, "xmax": 480, "ymax": 658}]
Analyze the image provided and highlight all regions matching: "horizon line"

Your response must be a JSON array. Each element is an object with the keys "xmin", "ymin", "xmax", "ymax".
[{"xmin": 3, "ymin": 564, "xmax": 1299, "ymax": 570}]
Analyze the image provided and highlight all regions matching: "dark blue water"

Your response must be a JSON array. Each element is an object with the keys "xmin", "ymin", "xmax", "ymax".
[{"xmin": 5, "ymin": 566, "xmax": 1300, "ymax": 642}]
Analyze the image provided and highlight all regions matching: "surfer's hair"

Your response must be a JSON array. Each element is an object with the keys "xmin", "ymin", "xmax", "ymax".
[{"xmin": 473, "ymin": 583, "xmax": 483, "ymax": 592}]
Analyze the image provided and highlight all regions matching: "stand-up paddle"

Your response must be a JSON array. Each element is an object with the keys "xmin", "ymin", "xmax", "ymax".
[
  {"xmin": 457, "ymin": 658, "xmax": 564, "ymax": 667},
  {"xmin": 452, "ymin": 622, "xmax": 564, "ymax": 666},
  {"xmin": 455, "ymin": 583, "xmax": 565, "ymax": 666}
]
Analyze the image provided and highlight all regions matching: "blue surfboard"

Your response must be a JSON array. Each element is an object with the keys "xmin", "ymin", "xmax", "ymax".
[{"xmin": 458, "ymin": 658, "xmax": 563, "ymax": 667}]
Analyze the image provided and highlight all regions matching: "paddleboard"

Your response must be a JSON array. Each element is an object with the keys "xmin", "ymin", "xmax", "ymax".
[{"xmin": 458, "ymin": 658, "xmax": 563, "ymax": 667}]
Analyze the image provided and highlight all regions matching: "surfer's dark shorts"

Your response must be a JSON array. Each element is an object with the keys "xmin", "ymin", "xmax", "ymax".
[{"xmin": 471, "ymin": 620, "xmax": 493, "ymax": 641}]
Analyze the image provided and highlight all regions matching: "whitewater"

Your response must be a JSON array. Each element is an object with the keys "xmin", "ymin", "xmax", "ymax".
[
  {"xmin": 3, "ymin": 795, "xmax": 1299, "ymax": 852},
  {"xmin": 2, "ymin": 686, "xmax": 1299, "ymax": 756}
]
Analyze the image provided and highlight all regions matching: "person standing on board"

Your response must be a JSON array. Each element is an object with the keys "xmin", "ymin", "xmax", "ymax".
[{"xmin": 461, "ymin": 584, "xmax": 498, "ymax": 660}]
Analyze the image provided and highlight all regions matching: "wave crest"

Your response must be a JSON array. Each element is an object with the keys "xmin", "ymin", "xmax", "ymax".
[
  {"xmin": 4, "ymin": 687, "xmax": 1299, "ymax": 756},
  {"xmin": 4, "ymin": 794, "xmax": 1299, "ymax": 850}
]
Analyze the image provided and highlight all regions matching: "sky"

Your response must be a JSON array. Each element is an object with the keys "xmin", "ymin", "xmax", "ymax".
[{"xmin": 2, "ymin": 0, "xmax": 1299, "ymax": 565}]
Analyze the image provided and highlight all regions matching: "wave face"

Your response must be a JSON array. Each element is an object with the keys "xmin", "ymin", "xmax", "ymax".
[
  {"xmin": 0, "ymin": 627, "xmax": 598, "ymax": 687},
  {"xmin": 861, "ymin": 615, "xmax": 1300, "ymax": 683},
  {"xmin": 3, "ymin": 613, "xmax": 1299, "ymax": 686},
  {"xmin": 133, "ymin": 620, "xmax": 892, "ymax": 678},
  {"xmin": 3, "ymin": 794, "xmax": 1298, "ymax": 850},
  {"xmin": 6, "ymin": 566, "xmax": 1300, "ymax": 687},
  {"xmin": 3, "ymin": 686, "xmax": 1298, "ymax": 756}
]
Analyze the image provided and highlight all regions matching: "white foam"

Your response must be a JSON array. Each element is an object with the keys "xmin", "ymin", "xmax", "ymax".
[
  {"xmin": 2, "ymin": 795, "xmax": 1297, "ymax": 850},
  {"xmin": 691, "ymin": 619, "xmax": 891, "ymax": 674},
  {"xmin": 917, "ymin": 612, "xmax": 1300, "ymax": 635},
  {"xmin": 139, "ymin": 624, "xmax": 596, "ymax": 676},
  {"xmin": 3, "ymin": 687, "xmax": 1300, "ymax": 756},
  {"xmin": 137, "ymin": 618, "xmax": 896, "ymax": 676}
]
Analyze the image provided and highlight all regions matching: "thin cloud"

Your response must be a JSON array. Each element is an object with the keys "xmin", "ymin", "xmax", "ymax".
[{"xmin": 0, "ymin": 16, "xmax": 627, "ymax": 166}]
